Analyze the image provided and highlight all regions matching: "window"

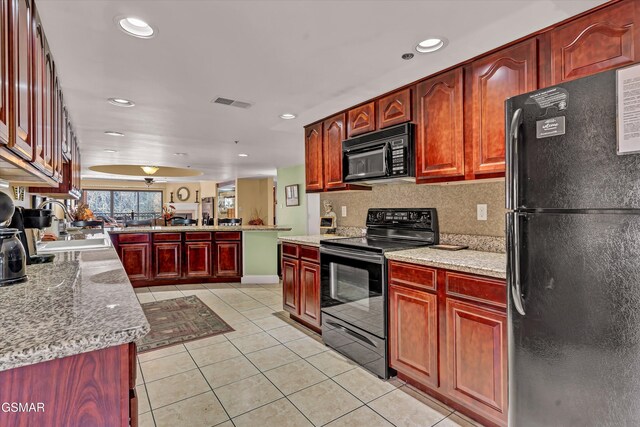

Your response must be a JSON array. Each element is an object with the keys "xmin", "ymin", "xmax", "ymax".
[{"xmin": 84, "ymin": 190, "xmax": 163, "ymax": 221}]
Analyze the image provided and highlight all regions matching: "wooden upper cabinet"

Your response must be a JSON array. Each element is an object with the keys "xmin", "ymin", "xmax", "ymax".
[
  {"xmin": 545, "ymin": 0, "xmax": 640, "ymax": 85},
  {"xmin": 0, "ymin": 0, "xmax": 8, "ymax": 146},
  {"xmin": 323, "ymin": 113, "xmax": 346, "ymax": 190},
  {"xmin": 445, "ymin": 298, "xmax": 507, "ymax": 426},
  {"xmin": 347, "ymin": 102, "xmax": 375, "ymax": 137},
  {"xmin": 9, "ymin": 0, "xmax": 33, "ymax": 160},
  {"xmin": 304, "ymin": 122, "xmax": 323, "ymax": 192},
  {"xmin": 416, "ymin": 68, "xmax": 465, "ymax": 181},
  {"xmin": 468, "ymin": 39, "xmax": 537, "ymax": 176},
  {"xmin": 377, "ymin": 88, "xmax": 412, "ymax": 129}
]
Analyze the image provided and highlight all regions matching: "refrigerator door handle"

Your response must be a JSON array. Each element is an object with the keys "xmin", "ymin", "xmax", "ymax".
[
  {"xmin": 508, "ymin": 213, "xmax": 526, "ymax": 316},
  {"xmin": 506, "ymin": 108, "xmax": 523, "ymax": 210}
]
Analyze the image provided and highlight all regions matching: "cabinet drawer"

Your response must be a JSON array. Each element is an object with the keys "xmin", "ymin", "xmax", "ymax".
[
  {"xmin": 445, "ymin": 271, "xmax": 506, "ymax": 308},
  {"xmin": 118, "ymin": 233, "xmax": 150, "ymax": 244},
  {"xmin": 185, "ymin": 232, "xmax": 212, "ymax": 241},
  {"xmin": 388, "ymin": 261, "xmax": 437, "ymax": 292},
  {"xmin": 153, "ymin": 232, "xmax": 182, "ymax": 242},
  {"xmin": 282, "ymin": 242, "xmax": 299, "ymax": 258},
  {"xmin": 299, "ymin": 245, "xmax": 319, "ymax": 263},
  {"xmin": 216, "ymin": 231, "xmax": 241, "ymax": 241}
]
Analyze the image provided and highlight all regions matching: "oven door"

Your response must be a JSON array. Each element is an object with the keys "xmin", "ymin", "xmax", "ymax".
[
  {"xmin": 343, "ymin": 144, "xmax": 388, "ymax": 182},
  {"xmin": 320, "ymin": 246, "xmax": 386, "ymax": 338}
]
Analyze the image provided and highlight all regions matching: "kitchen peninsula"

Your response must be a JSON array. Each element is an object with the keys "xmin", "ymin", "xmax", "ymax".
[
  {"xmin": 109, "ymin": 225, "xmax": 290, "ymax": 286},
  {"xmin": 0, "ymin": 246, "xmax": 149, "ymax": 427}
]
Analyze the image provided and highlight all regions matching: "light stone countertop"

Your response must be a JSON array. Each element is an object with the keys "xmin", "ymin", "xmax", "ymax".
[
  {"xmin": 0, "ymin": 245, "xmax": 150, "ymax": 372},
  {"xmin": 108, "ymin": 225, "xmax": 291, "ymax": 234},
  {"xmin": 278, "ymin": 234, "xmax": 350, "ymax": 247},
  {"xmin": 385, "ymin": 247, "xmax": 507, "ymax": 279}
]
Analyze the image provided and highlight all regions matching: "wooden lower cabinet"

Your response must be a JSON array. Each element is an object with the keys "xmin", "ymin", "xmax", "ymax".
[
  {"xmin": 282, "ymin": 257, "xmax": 299, "ymax": 314},
  {"xmin": 445, "ymin": 299, "xmax": 507, "ymax": 425},
  {"xmin": 184, "ymin": 241, "xmax": 212, "ymax": 277},
  {"xmin": 299, "ymin": 261, "xmax": 321, "ymax": 327},
  {"xmin": 154, "ymin": 242, "xmax": 181, "ymax": 279},
  {"xmin": 389, "ymin": 284, "xmax": 439, "ymax": 388},
  {"xmin": 215, "ymin": 241, "xmax": 241, "ymax": 277},
  {"xmin": 119, "ymin": 243, "xmax": 151, "ymax": 281},
  {"xmin": 113, "ymin": 231, "xmax": 242, "ymax": 286},
  {"xmin": 0, "ymin": 343, "xmax": 137, "ymax": 427},
  {"xmin": 388, "ymin": 260, "xmax": 507, "ymax": 427},
  {"xmin": 281, "ymin": 243, "xmax": 321, "ymax": 330}
]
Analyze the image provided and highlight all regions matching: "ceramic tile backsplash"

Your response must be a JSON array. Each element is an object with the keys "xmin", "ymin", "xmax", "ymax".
[{"xmin": 320, "ymin": 180, "xmax": 505, "ymax": 237}]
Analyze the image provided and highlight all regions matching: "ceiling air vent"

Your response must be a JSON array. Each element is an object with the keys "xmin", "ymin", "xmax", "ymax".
[{"xmin": 212, "ymin": 97, "xmax": 253, "ymax": 109}]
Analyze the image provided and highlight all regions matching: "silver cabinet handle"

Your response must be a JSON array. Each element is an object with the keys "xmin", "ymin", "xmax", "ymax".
[
  {"xmin": 507, "ymin": 213, "xmax": 526, "ymax": 316},
  {"xmin": 506, "ymin": 108, "xmax": 523, "ymax": 210}
]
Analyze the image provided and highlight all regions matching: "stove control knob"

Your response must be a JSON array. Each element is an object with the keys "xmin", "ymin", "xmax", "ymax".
[
  {"xmin": 409, "ymin": 212, "xmax": 418, "ymax": 221},
  {"xmin": 376, "ymin": 212, "xmax": 385, "ymax": 222}
]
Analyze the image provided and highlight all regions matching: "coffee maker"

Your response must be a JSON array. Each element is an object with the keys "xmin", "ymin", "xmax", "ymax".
[
  {"xmin": 9, "ymin": 207, "xmax": 55, "ymax": 265},
  {"xmin": 0, "ymin": 192, "xmax": 27, "ymax": 285}
]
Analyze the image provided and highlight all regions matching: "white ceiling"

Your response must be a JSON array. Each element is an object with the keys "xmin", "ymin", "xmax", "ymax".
[{"xmin": 37, "ymin": 0, "xmax": 606, "ymax": 182}]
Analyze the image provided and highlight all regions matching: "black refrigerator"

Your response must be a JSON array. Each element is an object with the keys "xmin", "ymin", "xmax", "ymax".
[{"xmin": 506, "ymin": 65, "xmax": 640, "ymax": 426}]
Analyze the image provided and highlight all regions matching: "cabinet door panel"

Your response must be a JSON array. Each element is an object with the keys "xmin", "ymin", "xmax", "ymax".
[
  {"xmin": 299, "ymin": 261, "xmax": 320, "ymax": 327},
  {"xmin": 416, "ymin": 68, "xmax": 464, "ymax": 181},
  {"xmin": 377, "ymin": 88, "xmax": 411, "ymax": 129},
  {"xmin": 120, "ymin": 243, "xmax": 151, "ymax": 281},
  {"xmin": 154, "ymin": 242, "xmax": 181, "ymax": 279},
  {"xmin": 0, "ymin": 0, "xmax": 8, "ymax": 145},
  {"xmin": 445, "ymin": 299, "xmax": 507, "ymax": 423},
  {"xmin": 548, "ymin": 1, "xmax": 640, "ymax": 85},
  {"xmin": 9, "ymin": 0, "xmax": 33, "ymax": 159},
  {"xmin": 215, "ymin": 241, "xmax": 241, "ymax": 277},
  {"xmin": 389, "ymin": 284, "xmax": 439, "ymax": 388},
  {"xmin": 282, "ymin": 257, "xmax": 298, "ymax": 315},
  {"xmin": 184, "ymin": 242, "xmax": 212, "ymax": 277},
  {"xmin": 323, "ymin": 113, "xmax": 346, "ymax": 190},
  {"xmin": 304, "ymin": 123, "xmax": 323, "ymax": 192},
  {"xmin": 347, "ymin": 102, "xmax": 375, "ymax": 137},
  {"xmin": 469, "ymin": 39, "xmax": 537, "ymax": 175}
]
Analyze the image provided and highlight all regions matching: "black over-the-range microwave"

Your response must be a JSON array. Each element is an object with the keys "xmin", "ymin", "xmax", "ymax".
[{"xmin": 342, "ymin": 122, "xmax": 415, "ymax": 184}]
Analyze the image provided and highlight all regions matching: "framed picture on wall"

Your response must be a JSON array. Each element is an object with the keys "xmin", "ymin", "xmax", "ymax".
[{"xmin": 285, "ymin": 184, "xmax": 299, "ymax": 207}]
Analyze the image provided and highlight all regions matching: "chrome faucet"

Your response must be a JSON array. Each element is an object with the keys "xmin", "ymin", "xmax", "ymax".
[{"xmin": 37, "ymin": 200, "xmax": 74, "ymax": 234}]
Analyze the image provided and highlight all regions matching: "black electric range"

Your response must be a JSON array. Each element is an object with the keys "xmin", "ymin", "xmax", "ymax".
[{"xmin": 319, "ymin": 208, "xmax": 439, "ymax": 378}]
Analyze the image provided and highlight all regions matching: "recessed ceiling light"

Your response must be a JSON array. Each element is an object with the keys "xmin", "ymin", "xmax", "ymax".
[
  {"xmin": 108, "ymin": 98, "xmax": 135, "ymax": 107},
  {"xmin": 117, "ymin": 16, "xmax": 155, "ymax": 39},
  {"xmin": 104, "ymin": 149, "xmax": 118, "ymax": 153},
  {"xmin": 415, "ymin": 37, "xmax": 447, "ymax": 53},
  {"xmin": 279, "ymin": 113, "xmax": 297, "ymax": 120},
  {"xmin": 174, "ymin": 152, "xmax": 187, "ymax": 156},
  {"xmin": 104, "ymin": 131, "xmax": 124, "ymax": 136},
  {"xmin": 238, "ymin": 153, "xmax": 249, "ymax": 157}
]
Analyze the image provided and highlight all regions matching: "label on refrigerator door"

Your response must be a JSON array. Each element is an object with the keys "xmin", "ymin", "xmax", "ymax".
[
  {"xmin": 536, "ymin": 116, "xmax": 565, "ymax": 139},
  {"xmin": 526, "ymin": 87, "xmax": 569, "ymax": 113},
  {"xmin": 617, "ymin": 65, "xmax": 640, "ymax": 155}
]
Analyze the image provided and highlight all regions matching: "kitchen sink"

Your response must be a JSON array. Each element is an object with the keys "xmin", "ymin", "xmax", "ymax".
[{"xmin": 37, "ymin": 235, "xmax": 111, "ymax": 253}]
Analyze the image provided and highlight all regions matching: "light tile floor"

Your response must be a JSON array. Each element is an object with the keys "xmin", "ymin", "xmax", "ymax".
[{"xmin": 134, "ymin": 283, "xmax": 483, "ymax": 427}]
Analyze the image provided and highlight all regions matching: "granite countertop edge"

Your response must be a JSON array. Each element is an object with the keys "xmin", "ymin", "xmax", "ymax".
[
  {"xmin": 0, "ymin": 324, "xmax": 149, "ymax": 372},
  {"xmin": 385, "ymin": 249, "xmax": 507, "ymax": 280},
  {"xmin": 109, "ymin": 225, "xmax": 291, "ymax": 233},
  {"xmin": 278, "ymin": 235, "xmax": 350, "ymax": 247}
]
